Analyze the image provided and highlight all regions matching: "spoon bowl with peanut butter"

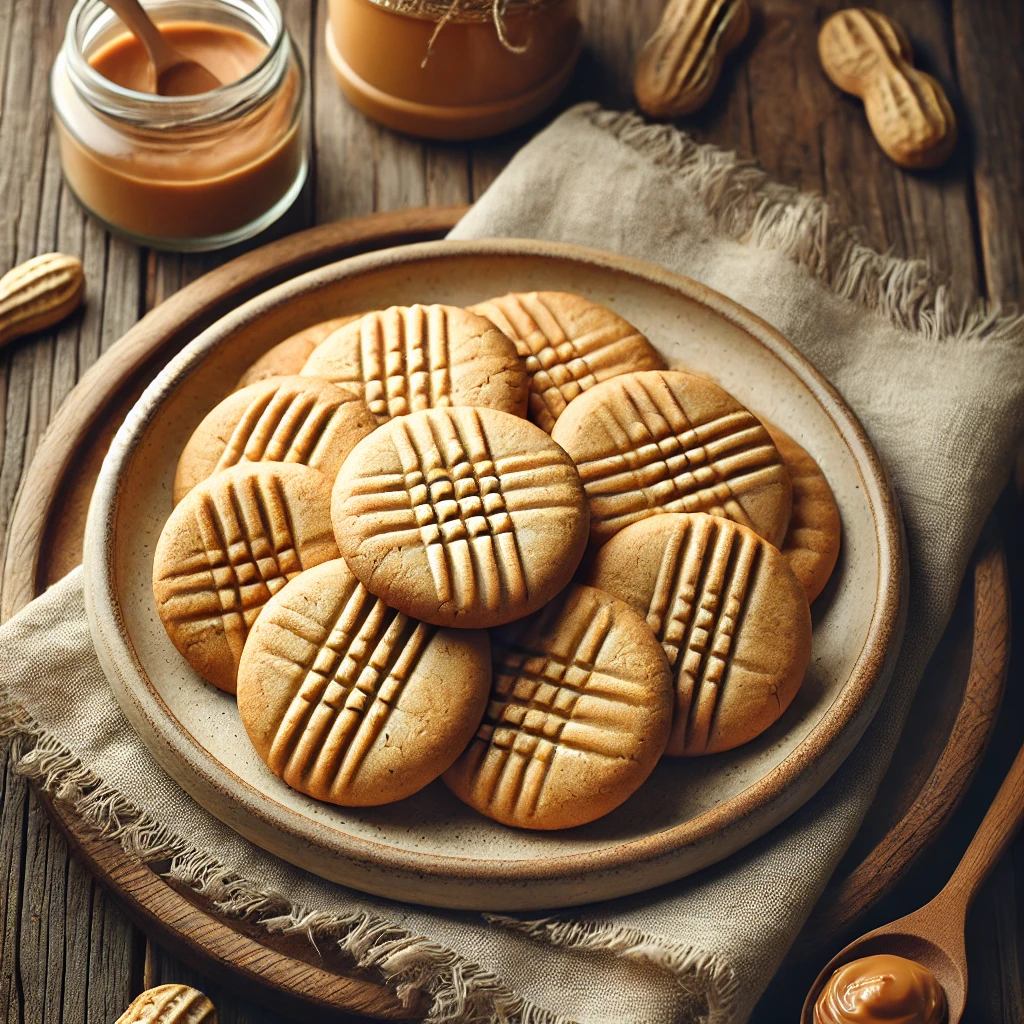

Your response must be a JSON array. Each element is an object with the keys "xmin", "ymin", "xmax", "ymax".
[
  {"xmin": 802, "ymin": 738, "xmax": 1024, "ymax": 1024},
  {"xmin": 102, "ymin": 0, "xmax": 222, "ymax": 95}
]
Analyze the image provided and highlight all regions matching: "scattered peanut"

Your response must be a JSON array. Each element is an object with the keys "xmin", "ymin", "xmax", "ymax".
[
  {"xmin": 0, "ymin": 252, "xmax": 84, "ymax": 348},
  {"xmin": 634, "ymin": 0, "xmax": 750, "ymax": 118},
  {"xmin": 818, "ymin": 8, "xmax": 957, "ymax": 169},
  {"xmin": 116, "ymin": 984, "xmax": 217, "ymax": 1024}
]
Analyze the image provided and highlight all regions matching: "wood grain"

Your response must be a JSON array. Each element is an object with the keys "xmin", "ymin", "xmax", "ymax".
[
  {"xmin": 798, "ymin": 520, "xmax": 1009, "ymax": 949},
  {"xmin": 952, "ymin": 0, "xmax": 1024, "ymax": 301},
  {"xmin": 0, "ymin": 206, "xmax": 467, "ymax": 620},
  {"xmin": 36, "ymin": 793, "xmax": 417, "ymax": 1023},
  {"xmin": 0, "ymin": 0, "xmax": 1021, "ymax": 1021}
]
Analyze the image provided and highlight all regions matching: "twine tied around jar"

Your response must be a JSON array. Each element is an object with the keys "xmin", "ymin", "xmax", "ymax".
[{"xmin": 366, "ymin": 0, "xmax": 558, "ymax": 62}]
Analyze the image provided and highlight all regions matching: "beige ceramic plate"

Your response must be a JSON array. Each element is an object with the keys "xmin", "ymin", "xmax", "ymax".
[{"xmin": 84, "ymin": 240, "xmax": 904, "ymax": 911}]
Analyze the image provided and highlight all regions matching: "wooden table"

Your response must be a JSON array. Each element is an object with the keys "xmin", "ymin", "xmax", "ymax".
[{"xmin": 1, "ymin": 1, "xmax": 1022, "ymax": 1021}]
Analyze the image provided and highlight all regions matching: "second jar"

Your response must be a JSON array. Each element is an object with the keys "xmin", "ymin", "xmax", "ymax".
[{"xmin": 51, "ymin": 0, "xmax": 308, "ymax": 251}]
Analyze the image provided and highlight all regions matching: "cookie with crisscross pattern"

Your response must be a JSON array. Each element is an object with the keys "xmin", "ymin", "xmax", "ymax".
[
  {"xmin": 301, "ymin": 304, "xmax": 528, "ymax": 424},
  {"xmin": 153, "ymin": 462, "xmax": 339, "ymax": 693},
  {"xmin": 174, "ymin": 376, "xmax": 376, "ymax": 503},
  {"xmin": 235, "ymin": 314, "xmax": 364, "ymax": 390},
  {"xmin": 764, "ymin": 423, "xmax": 841, "ymax": 603},
  {"xmin": 332, "ymin": 406, "xmax": 588, "ymax": 628},
  {"xmin": 550, "ymin": 369, "xmax": 792, "ymax": 546},
  {"xmin": 589, "ymin": 512, "xmax": 811, "ymax": 755},
  {"xmin": 470, "ymin": 291, "xmax": 665, "ymax": 433},
  {"xmin": 443, "ymin": 583, "xmax": 672, "ymax": 829},
  {"xmin": 237, "ymin": 558, "xmax": 490, "ymax": 806},
  {"xmin": 115, "ymin": 983, "xmax": 215, "ymax": 1024}
]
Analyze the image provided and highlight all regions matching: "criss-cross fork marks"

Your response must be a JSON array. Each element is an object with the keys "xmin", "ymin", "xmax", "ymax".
[
  {"xmin": 341, "ymin": 408, "xmax": 583, "ymax": 612},
  {"xmin": 392, "ymin": 410, "xmax": 526, "ymax": 611},
  {"xmin": 469, "ymin": 600, "xmax": 650, "ymax": 819},
  {"xmin": 575, "ymin": 374, "xmax": 785, "ymax": 531},
  {"xmin": 645, "ymin": 516, "xmax": 761, "ymax": 753},
  {"xmin": 215, "ymin": 385, "xmax": 354, "ymax": 473},
  {"xmin": 266, "ymin": 582, "xmax": 432, "ymax": 795},
  {"xmin": 358, "ymin": 306, "xmax": 451, "ymax": 422},
  {"xmin": 133, "ymin": 985, "xmax": 212, "ymax": 1022},
  {"xmin": 159, "ymin": 473, "xmax": 301, "ymax": 661},
  {"xmin": 480, "ymin": 293, "xmax": 649, "ymax": 428}
]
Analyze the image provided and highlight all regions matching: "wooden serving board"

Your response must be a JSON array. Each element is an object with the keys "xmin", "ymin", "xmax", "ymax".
[{"xmin": 2, "ymin": 209, "xmax": 1009, "ymax": 1018}]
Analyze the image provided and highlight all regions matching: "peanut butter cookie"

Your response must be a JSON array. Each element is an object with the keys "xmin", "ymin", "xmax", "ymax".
[
  {"xmin": 302, "ymin": 304, "xmax": 528, "ymax": 424},
  {"xmin": 443, "ymin": 583, "xmax": 672, "ymax": 829},
  {"xmin": 332, "ymin": 406, "xmax": 588, "ymax": 629},
  {"xmin": 235, "ymin": 314, "xmax": 362, "ymax": 390},
  {"xmin": 550, "ymin": 370, "xmax": 792, "ymax": 546},
  {"xmin": 153, "ymin": 463, "xmax": 339, "ymax": 693},
  {"xmin": 765, "ymin": 423, "xmax": 841, "ymax": 603},
  {"xmin": 115, "ymin": 984, "xmax": 216, "ymax": 1024},
  {"xmin": 589, "ymin": 512, "xmax": 811, "ymax": 756},
  {"xmin": 237, "ymin": 558, "xmax": 491, "ymax": 806},
  {"xmin": 470, "ymin": 291, "xmax": 665, "ymax": 433},
  {"xmin": 174, "ymin": 376, "xmax": 375, "ymax": 504}
]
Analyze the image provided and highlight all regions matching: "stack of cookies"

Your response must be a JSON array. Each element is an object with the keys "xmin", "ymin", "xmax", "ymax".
[{"xmin": 153, "ymin": 292, "xmax": 840, "ymax": 830}]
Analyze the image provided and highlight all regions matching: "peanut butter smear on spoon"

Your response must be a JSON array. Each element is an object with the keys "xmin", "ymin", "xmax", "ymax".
[
  {"xmin": 100, "ymin": 0, "xmax": 222, "ymax": 95},
  {"xmin": 802, "ymin": 737, "xmax": 1024, "ymax": 1024},
  {"xmin": 814, "ymin": 955, "xmax": 946, "ymax": 1024}
]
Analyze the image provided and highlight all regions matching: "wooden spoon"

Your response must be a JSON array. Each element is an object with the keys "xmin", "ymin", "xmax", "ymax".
[
  {"xmin": 801, "ymin": 738, "xmax": 1024, "ymax": 1023},
  {"xmin": 102, "ymin": 0, "xmax": 221, "ymax": 96}
]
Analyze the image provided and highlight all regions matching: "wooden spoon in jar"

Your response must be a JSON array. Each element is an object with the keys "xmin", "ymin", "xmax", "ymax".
[
  {"xmin": 801, "ymin": 738, "xmax": 1024, "ymax": 1024},
  {"xmin": 102, "ymin": 0, "xmax": 221, "ymax": 96}
]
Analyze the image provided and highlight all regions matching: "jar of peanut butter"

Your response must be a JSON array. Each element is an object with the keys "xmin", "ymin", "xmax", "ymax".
[
  {"xmin": 51, "ymin": 0, "xmax": 307, "ymax": 251},
  {"xmin": 326, "ymin": 0, "xmax": 582, "ymax": 140}
]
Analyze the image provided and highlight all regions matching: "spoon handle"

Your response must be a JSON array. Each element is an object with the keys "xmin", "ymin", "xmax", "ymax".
[
  {"xmin": 103, "ymin": 0, "xmax": 179, "ymax": 72},
  {"xmin": 938, "ymin": 739, "xmax": 1024, "ymax": 912}
]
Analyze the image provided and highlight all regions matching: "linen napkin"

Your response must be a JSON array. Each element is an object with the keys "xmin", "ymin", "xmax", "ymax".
[{"xmin": 3, "ymin": 104, "xmax": 1024, "ymax": 1024}]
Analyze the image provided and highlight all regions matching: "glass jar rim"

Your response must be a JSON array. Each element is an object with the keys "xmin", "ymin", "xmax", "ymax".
[{"xmin": 62, "ymin": 0, "xmax": 288, "ymax": 126}]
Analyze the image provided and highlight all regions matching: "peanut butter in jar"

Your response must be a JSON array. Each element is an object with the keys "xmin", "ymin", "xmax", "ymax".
[
  {"xmin": 325, "ymin": 0, "xmax": 582, "ymax": 140},
  {"xmin": 51, "ymin": 0, "xmax": 308, "ymax": 252}
]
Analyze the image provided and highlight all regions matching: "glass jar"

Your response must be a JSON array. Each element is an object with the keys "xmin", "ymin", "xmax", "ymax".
[
  {"xmin": 326, "ymin": 0, "xmax": 581, "ymax": 140},
  {"xmin": 51, "ymin": 0, "xmax": 307, "ymax": 252}
]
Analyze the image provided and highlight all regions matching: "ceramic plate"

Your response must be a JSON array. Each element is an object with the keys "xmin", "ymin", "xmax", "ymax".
[{"xmin": 84, "ymin": 240, "xmax": 904, "ymax": 910}]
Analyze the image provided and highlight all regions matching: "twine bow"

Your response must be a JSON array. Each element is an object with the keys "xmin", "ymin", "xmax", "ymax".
[{"xmin": 364, "ymin": 0, "xmax": 558, "ymax": 62}]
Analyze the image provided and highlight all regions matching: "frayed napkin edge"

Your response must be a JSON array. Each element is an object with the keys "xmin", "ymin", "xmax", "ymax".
[
  {"xmin": 1, "ymin": 681, "xmax": 728, "ymax": 1023},
  {"xmin": 575, "ymin": 104, "xmax": 1023, "ymax": 346}
]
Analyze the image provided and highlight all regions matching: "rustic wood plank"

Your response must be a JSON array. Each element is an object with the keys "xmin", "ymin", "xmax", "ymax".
[
  {"xmin": 964, "ymin": 848, "xmax": 1024, "ymax": 1024},
  {"xmin": 736, "ymin": 2, "xmax": 990, "ymax": 1018},
  {"xmin": 697, "ymin": 0, "xmax": 982, "ymax": 304},
  {"xmin": 312, "ymin": 0, "xmax": 377, "ymax": 221},
  {"xmin": 145, "ymin": 944, "xmax": 281, "ymax": 1024},
  {"xmin": 1, "ymin": 0, "xmax": 1022, "ymax": 1021},
  {"xmin": 0, "ymin": 749, "xmax": 27, "ymax": 1024},
  {"xmin": 952, "ymin": 1, "xmax": 1024, "ymax": 302},
  {"xmin": 0, "ymin": 0, "xmax": 147, "ymax": 1020},
  {"xmin": 950, "ymin": 6, "xmax": 1024, "ymax": 1016}
]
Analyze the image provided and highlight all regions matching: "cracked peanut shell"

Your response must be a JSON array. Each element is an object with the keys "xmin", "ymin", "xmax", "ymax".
[{"xmin": 115, "ymin": 984, "xmax": 215, "ymax": 1024}]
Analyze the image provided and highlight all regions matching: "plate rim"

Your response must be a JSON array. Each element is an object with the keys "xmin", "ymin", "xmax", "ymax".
[{"xmin": 84, "ymin": 237, "xmax": 905, "ymax": 901}]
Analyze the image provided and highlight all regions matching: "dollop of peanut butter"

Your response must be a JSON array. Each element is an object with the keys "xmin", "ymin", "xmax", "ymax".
[{"xmin": 814, "ymin": 955, "xmax": 946, "ymax": 1024}]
